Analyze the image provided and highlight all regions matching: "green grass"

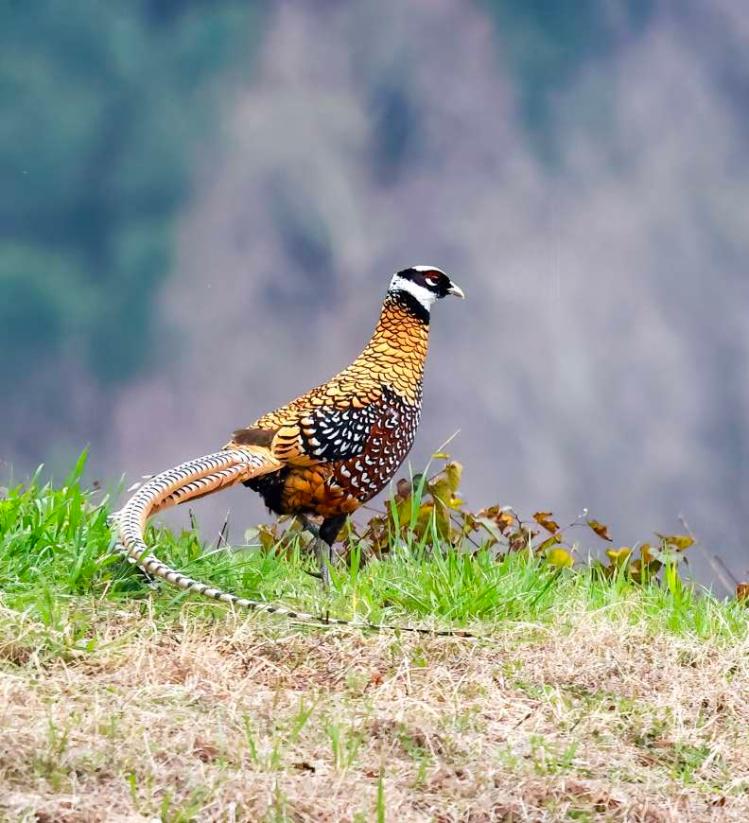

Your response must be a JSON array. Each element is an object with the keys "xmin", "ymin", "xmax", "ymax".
[
  {"xmin": 0, "ymin": 453, "xmax": 746, "ymax": 646},
  {"xmin": 2, "ymin": 455, "xmax": 748, "ymax": 821}
]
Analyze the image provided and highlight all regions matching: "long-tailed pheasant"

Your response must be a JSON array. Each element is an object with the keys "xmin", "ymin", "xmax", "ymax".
[{"xmin": 114, "ymin": 266, "xmax": 465, "ymax": 629}]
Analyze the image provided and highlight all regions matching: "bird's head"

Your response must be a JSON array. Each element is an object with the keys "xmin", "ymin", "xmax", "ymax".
[{"xmin": 387, "ymin": 266, "xmax": 465, "ymax": 317}]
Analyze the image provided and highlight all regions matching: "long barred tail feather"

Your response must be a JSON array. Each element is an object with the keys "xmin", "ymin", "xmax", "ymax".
[{"xmin": 111, "ymin": 448, "xmax": 473, "ymax": 637}]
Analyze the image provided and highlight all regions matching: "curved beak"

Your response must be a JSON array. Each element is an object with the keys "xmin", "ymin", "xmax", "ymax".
[{"xmin": 447, "ymin": 282, "xmax": 465, "ymax": 299}]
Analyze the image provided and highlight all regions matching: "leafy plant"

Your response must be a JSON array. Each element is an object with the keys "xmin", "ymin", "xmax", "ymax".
[{"xmin": 1, "ymin": 451, "xmax": 747, "ymax": 642}]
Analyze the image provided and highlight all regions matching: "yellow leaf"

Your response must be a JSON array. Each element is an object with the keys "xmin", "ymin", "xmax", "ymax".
[
  {"xmin": 396, "ymin": 498, "xmax": 413, "ymax": 529},
  {"xmin": 537, "ymin": 535, "xmax": 561, "ymax": 553},
  {"xmin": 444, "ymin": 461, "xmax": 463, "ymax": 494},
  {"xmin": 657, "ymin": 534, "xmax": 695, "ymax": 551},
  {"xmin": 428, "ymin": 478, "xmax": 452, "ymax": 507},
  {"xmin": 414, "ymin": 501, "xmax": 449, "ymax": 540},
  {"xmin": 587, "ymin": 519, "xmax": 612, "ymax": 542},
  {"xmin": 547, "ymin": 547, "xmax": 574, "ymax": 568},
  {"xmin": 533, "ymin": 511, "xmax": 560, "ymax": 534},
  {"xmin": 431, "ymin": 451, "xmax": 450, "ymax": 460},
  {"xmin": 606, "ymin": 547, "xmax": 632, "ymax": 566},
  {"xmin": 426, "ymin": 460, "xmax": 463, "ymax": 511}
]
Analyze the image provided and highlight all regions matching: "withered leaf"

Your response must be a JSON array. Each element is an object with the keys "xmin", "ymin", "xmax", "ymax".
[
  {"xmin": 508, "ymin": 529, "xmax": 534, "ymax": 553},
  {"xmin": 395, "ymin": 478, "xmax": 412, "ymax": 501},
  {"xmin": 533, "ymin": 511, "xmax": 560, "ymax": 534},
  {"xmin": 477, "ymin": 505, "xmax": 516, "ymax": 534},
  {"xmin": 461, "ymin": 511, "xmax": 479, "ymax": 532},
  {"xmin": 257, "ymin": 524, "xmax": 278, "ymax": 553},
  {"xmin": 628, "ymin": 558, "xmax": 644, "ymax": 582},
  {"xmin": 587, "ymin": 519, "xmax": 612, "ymax": 542},
  {"xmin": 736, "ymin": 582, "xmax": 749, "ymax": 604},
  {"xmin": 657, "ymin": 534, "xmax": 695, "ymax": 551},
  {"xmin": 639, "ymin": 542, "xmax": 654, "ymax": 563},
  {"xmin": 497, "ymin": 510, "xmax": 515, "ymax": 534},
  {"xmin": 478, "ymin": 505, "xmax": 499, "ymax": 519}
]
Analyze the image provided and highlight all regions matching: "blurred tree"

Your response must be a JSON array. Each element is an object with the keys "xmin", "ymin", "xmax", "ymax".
[
  {"xmin": 0, "ymin": 0, "xmax": 266, "ymax": 385},
  {"xmin": 482, "ymin": 0, "xmax": 655, "ymax": 161}
]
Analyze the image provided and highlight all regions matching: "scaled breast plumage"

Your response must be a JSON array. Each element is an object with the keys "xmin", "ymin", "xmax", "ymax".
[{"xmin": 230, "ymin": 294, "xmax": 430, "ymax": 517}]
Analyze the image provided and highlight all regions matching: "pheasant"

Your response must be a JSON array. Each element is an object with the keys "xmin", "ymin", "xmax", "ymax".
[{"xmin": 114, "ymin": 266, "xmax": 465, "ymax": 631}]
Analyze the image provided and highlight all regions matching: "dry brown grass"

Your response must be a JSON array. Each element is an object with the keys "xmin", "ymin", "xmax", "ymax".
[{"xmin": 1, "ymin": 604, "xmax": 748, "ymax": 822}]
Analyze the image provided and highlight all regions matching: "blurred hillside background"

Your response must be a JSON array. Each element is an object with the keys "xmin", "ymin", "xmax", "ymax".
[{"xmin": 2, "ymin": 0, "xmax": 748, "ymax": 585}]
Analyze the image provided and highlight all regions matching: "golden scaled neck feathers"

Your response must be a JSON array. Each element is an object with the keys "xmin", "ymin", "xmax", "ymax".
[
  {"xmin": 344, "ymin": 294, "xmax": 430, "ymax": 406},
  {"xmin": 250, "ymin": 292, "xmax": 430, "ymax": 432}
]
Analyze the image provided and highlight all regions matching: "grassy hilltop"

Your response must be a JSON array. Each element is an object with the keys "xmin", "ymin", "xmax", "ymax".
[{"xmin": 0, "ymin": 456, "xmax": 747, "ymax": 821}]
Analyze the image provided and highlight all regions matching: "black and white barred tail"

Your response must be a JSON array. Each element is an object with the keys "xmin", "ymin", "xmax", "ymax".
[{"xmin": 112, "ymin": 449, "xmax": 473, "ymax": 637}]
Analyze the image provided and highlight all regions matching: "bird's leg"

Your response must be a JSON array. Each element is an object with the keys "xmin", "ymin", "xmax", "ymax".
[
  {"xmin": 298, "ymin": 515, "xmax": 328, "ymax": 585},
  {"xmin": 297, "ymin": 515, "xmax": 347, "ymax": 589},
  {"xmin": 316, "ymin": 515, "xmax": 347, "ymax": 591},
  {"xmin": 317, "ymin": 541, "xmax": 332, "ymax": 590}
]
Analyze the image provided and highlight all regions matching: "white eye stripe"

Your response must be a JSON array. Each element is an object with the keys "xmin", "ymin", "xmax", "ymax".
[{"xmin": 388, "ymin": 275, "xmax": 437, "ymax": 311}]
